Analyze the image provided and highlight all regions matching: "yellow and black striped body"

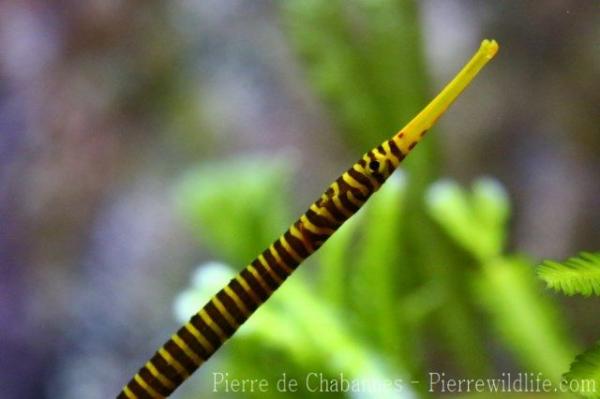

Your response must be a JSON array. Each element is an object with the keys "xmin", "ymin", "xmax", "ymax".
[
  {"xmin": 117, "ymin": 39, "xmax": 498, "ymax": 398},
  {"xmin": 117, "ymin": 137, "xmax": 412, "ymax": 399}
]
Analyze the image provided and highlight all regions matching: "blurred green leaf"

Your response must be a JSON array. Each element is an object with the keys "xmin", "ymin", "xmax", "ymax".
[
  {"xmin": 351, "ymin": 174, "xmax": 414, "ymax": 360},
  {"xmin": 426, "ymin": 178, "xmax": 509, "ymax": 261},
  {"xmin": 174, "ymin": 156, "xmax": 293, "ymax": 265},
  {"xmin": 471, "ymin": 178, "xmax": 510, "ymax": 245},
  {"xmin": 317, "ymin": 204, "xmax": 364, "ymax": 309},
  {"xmin": 420, "ymin": 222, "xmax": 492, "ymax": 377},
  {"xmin": 280, "ymin": 1, "xmax": 430, "ymax": 150},
  {"xmin": 475, "ymin": 256, "xmax": 577, "ymax": 383}
]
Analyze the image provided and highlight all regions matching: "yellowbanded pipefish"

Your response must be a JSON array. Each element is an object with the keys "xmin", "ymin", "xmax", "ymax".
[{"xmin": 117, "ymin": 39, "xmax": 499, "ymax": 399}]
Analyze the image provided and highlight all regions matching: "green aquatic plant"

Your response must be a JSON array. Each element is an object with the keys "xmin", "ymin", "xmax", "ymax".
[
  {"xmin": 280, "ymin": 0, "xmax": 428, "ymax": 152},
  {"xmin": 538, "ymin": 252, "xmax": 600, "ymax": 297},
  {"xmin": 175, "ymin": 156, "xmax": 292, "ymax": 266},
  {"xmin": 564, "ymin": 341, "xmax": 600, "ymax": 399},
  {"xmin": 426, "ymin": 178, "xmax": 576, "ymax": 384},
  {"xmin": 537, "ymin": 252, "xmax": 600, "ymax": 398},
  {"xmin": 426, "ymin": 178, "xmax": 509, "ymax": 262}
]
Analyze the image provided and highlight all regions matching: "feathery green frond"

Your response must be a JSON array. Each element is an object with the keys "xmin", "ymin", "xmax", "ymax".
[
  {"xmin": 564, "ymin": 341, "xmax": 600, "ymax": 398},
  {"xmin": 538, "ymin": 252, "xmax": 600, "ymax": 297}
]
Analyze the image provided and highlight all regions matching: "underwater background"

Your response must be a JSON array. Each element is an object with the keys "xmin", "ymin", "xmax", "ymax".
[{"xmin": 0, "ymin": 1, "xmax": 598, "ymax": 398}]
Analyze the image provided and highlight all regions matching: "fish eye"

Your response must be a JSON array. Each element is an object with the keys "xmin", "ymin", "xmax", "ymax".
[{"xmin": 368, "ymin": 160, "xmax": 380, "ymax": 172}]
